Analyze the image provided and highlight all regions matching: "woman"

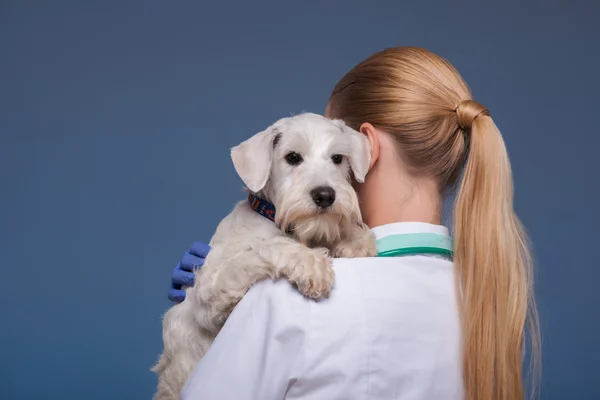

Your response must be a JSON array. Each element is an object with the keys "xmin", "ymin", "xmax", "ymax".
[{"xmin": 167, "ymin": 47, "xmax": 540, "ymax": 400}]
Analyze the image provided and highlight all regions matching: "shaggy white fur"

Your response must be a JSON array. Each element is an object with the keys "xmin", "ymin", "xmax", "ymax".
[{"xmin": 152, "ymin": 113, "xmax": 377, "ymax": 399}]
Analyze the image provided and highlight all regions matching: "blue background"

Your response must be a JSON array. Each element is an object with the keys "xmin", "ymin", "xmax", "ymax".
[{"xmin": 1, "ymin": 1, "xmax": 598, "ymax": 399}]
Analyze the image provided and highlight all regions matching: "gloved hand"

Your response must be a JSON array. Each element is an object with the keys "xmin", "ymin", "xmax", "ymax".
[{"xmin": 167, "ymin": 241, "xmax": 211, "ymax": 303}]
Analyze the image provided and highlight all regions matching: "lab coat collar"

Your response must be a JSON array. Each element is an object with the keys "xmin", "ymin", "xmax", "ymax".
[{"xmin": 370, "ymin": 222, "xmax": 450, "ymax": 241}]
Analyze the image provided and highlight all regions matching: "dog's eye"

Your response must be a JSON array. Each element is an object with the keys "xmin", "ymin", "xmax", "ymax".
[
  {"xmin": 331, "ymin": 154, "xmax": 343, "ymax": 165},
  {"xmin": 285, "ymin": 152, "xmax": 303, "ymax": 165}
]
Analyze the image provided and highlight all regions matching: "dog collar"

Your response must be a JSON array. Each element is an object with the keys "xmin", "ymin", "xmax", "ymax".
[
  {"xmin": 376, "ymin": 233, "xmax": 453, "ymax": 259},
  {"xmin": 248, "ymin": 193, "xmax": 276, "ymax": 222}
]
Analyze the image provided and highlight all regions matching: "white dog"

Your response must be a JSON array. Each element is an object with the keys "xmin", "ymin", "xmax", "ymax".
[{"xmin": 152, "ymin": 113, "xmax": 377, "ymax": 399}]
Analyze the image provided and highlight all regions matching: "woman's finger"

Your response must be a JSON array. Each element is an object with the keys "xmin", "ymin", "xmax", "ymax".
[
  {"xmin": 180, "ymin": 253, "xmax": 205, "ymax": 272},
  {"xmin": 189, "ymin": 241, "xmax": 211, "ymax": 258},
  {"xmin": 168, "ymin": 288, "xmax": 186, "ymax": 303},
  {"xmin": 172, "ymin": 268, "xmax": 195, "ymax": 287}
]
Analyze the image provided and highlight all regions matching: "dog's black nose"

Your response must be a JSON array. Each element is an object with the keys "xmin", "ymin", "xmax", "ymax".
[{"xmin": 310, "ymin": 186, "xmax": 336, "ymax": 208}]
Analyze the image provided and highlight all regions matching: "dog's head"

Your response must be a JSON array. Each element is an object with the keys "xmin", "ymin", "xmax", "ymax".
[{"xmin": 231, "ymin": 112, "xmax": 371, "ymax": 248}]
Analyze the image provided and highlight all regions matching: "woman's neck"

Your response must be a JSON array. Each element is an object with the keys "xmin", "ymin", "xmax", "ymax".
[
  {"xmin": 361, "ymin": 190, "xmax": 442, "ymax": 229},
  {"xmin": 355, "ymin": 159, "xmax": 442, "ymax": 229}
]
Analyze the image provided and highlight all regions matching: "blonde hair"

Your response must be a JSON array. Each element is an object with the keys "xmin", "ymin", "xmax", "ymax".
[{"xmin": 328, "ymin": 47, "xmax": 540, "ymax": 400}]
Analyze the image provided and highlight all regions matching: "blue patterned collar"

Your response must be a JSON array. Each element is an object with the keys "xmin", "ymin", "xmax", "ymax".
[{"xmin": 248, "ymin": 193, "xmax": 276, "ymax": 222}]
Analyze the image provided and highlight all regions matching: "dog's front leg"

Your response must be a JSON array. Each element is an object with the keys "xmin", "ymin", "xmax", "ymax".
[{"xmin": 205, "ymin": 237, "xmax": 334, "ymax": 326}]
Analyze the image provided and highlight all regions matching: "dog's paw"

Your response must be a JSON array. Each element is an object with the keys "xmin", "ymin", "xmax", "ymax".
[
  {"xmin": 332, "ymin": 239, "xmax": 377, "ymax": 258},
  {"xmin": 288, "ymin": 248, "xmax": 334, "ymax": 299},
  {"xmin": 332, "ymin": 223, "xmax": 378, "ymax": 258}
]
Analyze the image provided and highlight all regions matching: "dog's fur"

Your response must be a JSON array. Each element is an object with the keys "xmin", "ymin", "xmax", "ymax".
[{"xmin": 152, "ymin": 113, "xmax": 377, "ymax": 399}]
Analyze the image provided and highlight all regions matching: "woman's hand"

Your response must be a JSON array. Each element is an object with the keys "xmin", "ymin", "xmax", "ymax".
[{"xmin": 167, "ymin": 241, "xmax": 211, "ymax": 303}]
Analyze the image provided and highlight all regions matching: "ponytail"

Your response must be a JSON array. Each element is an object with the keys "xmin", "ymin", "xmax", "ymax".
[{"xmin": 454, "ymin": 105, "xmax": 540, "ymax": 400}]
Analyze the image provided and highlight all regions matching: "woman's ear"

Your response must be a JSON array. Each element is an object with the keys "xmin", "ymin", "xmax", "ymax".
[{"xmin": 359, "ymin": 122, "xmax": 380, "ymax": 170}]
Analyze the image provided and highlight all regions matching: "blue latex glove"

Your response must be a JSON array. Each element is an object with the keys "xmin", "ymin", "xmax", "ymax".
[{"xmin": 168, "ymin": 241, "xmax": 211, "ymax": 303}]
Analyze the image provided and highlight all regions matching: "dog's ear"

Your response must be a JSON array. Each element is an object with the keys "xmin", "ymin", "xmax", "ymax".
[
  {"xmin": 337, "ymin": 122, "xmax": 371, "ymax": 183},
  {"xmin": 231, "ymin": 128, "xmax": 277, "ymax": 193}
]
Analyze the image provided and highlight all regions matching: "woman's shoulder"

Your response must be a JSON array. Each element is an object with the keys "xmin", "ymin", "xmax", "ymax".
[
  {"xmin": 327, "ymin": 255, "xmax": 458, "ymax": 319},
  {"xmin": 331, "ymin": 254, "xmax": 455, "ymax": 289}
]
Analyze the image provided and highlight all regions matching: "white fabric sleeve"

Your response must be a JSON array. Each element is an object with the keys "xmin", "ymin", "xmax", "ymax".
[{"xmin": 181, "ymin": 279, "xmax": 310, "ymax": 400}]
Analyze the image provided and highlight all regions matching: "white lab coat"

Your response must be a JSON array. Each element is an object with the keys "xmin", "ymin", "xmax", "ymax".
[{"xmin": 181, "ymin": 222, "xmax": 463, "ymax": 400}]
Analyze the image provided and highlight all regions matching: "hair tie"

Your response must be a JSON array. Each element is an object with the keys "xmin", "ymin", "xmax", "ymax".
[{"xmin": 455, "ymin": 100, "xmax": 490, "ymax": 130}]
